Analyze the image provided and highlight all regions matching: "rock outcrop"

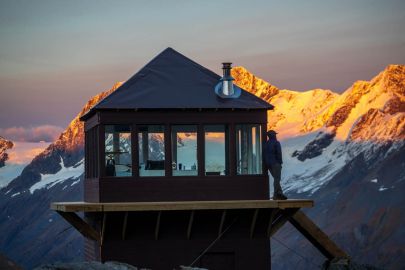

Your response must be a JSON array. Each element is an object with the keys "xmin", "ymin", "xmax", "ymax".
[{"xmin": 0, "ymin": 136, "xmax": 13, "ymax": 168}]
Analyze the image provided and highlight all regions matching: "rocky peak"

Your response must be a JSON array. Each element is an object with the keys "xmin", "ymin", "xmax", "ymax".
[
  {"xmin": 378, "ymin": 64, "xmax": 405, "ymax": 96},
  {"xmin": 325, "ymin": 80, "xmax": 371, "ymax": 128},
  {"xmin": 0, "ymin": 136, "xmax": 13, "ymax": 168},
  {"xmin": 39, "ymin": 82, "xmax": 123, "ymax": 160},
  {"xmin": 231, "ymin": 66, "xmax": 279, "ymax": 100},
  {"xmin": 231, "ymin": 66, "xmax": 338, "ymax": 137},
  {"xmin": 349, "ymin": 108, "xmax": 405, "ymax": 141},
  {"xmin": 307, "ymin": 65, "xmax": 405, "ymax": 141}
]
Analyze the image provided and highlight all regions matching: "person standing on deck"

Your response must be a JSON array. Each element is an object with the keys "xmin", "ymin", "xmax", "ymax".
[{"xmin": 264, "ymin": 130, "xmax": 287, "ymax": 200}]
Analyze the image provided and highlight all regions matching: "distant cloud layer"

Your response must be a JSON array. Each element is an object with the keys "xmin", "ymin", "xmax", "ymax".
[{"xmin": 0, "ymin": 125, "xmax": 63, "ymax": 142}]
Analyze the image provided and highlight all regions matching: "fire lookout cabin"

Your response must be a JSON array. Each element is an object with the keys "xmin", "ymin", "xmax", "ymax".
[{"xmin": 52, "ymin": 48, "xmax": 347, "ymax": 270}]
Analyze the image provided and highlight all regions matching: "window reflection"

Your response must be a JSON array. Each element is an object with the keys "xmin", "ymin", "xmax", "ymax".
[
  {"xmin": 138, "ymin": 125, "xmax": 165, "ymax": 177},
  {"xmin": 205, "ymin": 125, "xmax": 228, "ymax": 175},
  {"xmin": 236, "ymin": 124, "xmax": 262, "ymax": 175},
  {"xmin": 172, "ymin": 125, "xmax": 198, "ymax": 176},
  {"xmin": 105, "ymin": 125, "xmax": 132, "ymax": 177}
]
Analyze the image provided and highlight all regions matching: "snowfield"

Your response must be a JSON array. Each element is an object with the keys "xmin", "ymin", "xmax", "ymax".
[
  {"xmin": 29, "ymin": 157, "xmax": 84, "ymax": 194},
  {"xmin": 277, "ymin": 132, "xmax": 347, "ymax": 194}
]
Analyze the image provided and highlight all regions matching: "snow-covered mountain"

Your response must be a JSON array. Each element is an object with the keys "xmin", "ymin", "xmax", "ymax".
[
  {"xmin": 233, "ymin": 65, "xmax": 405, "ymax": 194},
  {"xmin": 0, "ymin": 66, "xmax": 404, "ymax": 269},
  {"xmin": 0, "ymin": 82, "xmax": 122, "ymax": 268},
  {"xmin": 232, "ymin": 65, "xmax": 405, "ymax": 269}
]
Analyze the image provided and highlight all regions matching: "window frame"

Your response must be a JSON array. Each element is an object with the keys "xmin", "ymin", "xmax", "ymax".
[
  {"xmin": 235, "ymin": 123, "xmax": 263, "ymax": 176},
  {"xmin": 103, "ymin": 124, "xmax": 133, "ymax": 178},
  {"xmin": 204, "ymin": 124, "xmax": 230, "ymax": 176},
  {"xmin": 99, "ymin": 121, "xmax": 265, "ymax": 179},
  {"xmin": 137, "ymin": 124, "xmax": 166, "ymax": 178},
  {"xmin": 170, "ymin": 124, "xmax": 200, "ymax": 177}
]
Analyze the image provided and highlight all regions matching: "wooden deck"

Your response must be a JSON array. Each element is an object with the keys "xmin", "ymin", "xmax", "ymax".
[
  {"xmin": 51, "ymin": 199, "xmax": 314, "ymax": 212},
  {"xmin": 51, "ymin": 199, "xmax": 348, "ymax": 262}
]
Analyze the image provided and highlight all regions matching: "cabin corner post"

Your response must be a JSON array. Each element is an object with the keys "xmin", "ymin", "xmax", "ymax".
[
  {"xmin": 164, "ymin": 123, "xmax": 172, "ymax": 177},
  {"xmin": 229, "ymin": 123, "xmax": 236, "ymax": 176},
  {"xmin": 261, "ymin": 122, "xmax": 268, "ymax": 177},
  {"xmin": 197, "ymin": 123, "xmax": 205, "ymax": 177},
  {"xmin": 131, "ymin": 123, "xmax": 139, "ymax": 178},
  {"xmin": 98, "ymin": 124, "xmax": 105, "ymax": 178}
]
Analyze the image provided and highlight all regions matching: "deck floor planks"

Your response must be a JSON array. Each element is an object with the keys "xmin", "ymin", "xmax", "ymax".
[{"xmin": 51, "ymin": 199, "xmax": 314, "ymax": 213}]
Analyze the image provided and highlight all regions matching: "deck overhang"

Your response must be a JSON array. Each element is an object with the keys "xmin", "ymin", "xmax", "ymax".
[
  {"xmin": 51, "ymin": 199, "xmax": 348, "ymax": 262},
  {"xmin": 51, "ymin": 199, "xmax": 313, "ymax": 247},
  {"xmin": 51, "ymin": 199, "xmax": 314, "ymax": 212}
]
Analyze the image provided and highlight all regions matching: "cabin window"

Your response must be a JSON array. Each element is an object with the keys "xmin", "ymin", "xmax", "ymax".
[
  {"xmin": 236, "ymin": 124, "xmax": 262, "ymax": 175},
  {"xmin": 205, "ymin": 125, "xmax": 228, "ymax": 176},
  {"xmin": 138, "ymin": 125, "xmax": 165, "ymax": 177},
  {"xmin": 172, "ymin": 125, "xmax": 198, "ymax": 176},
  {"xmin": 104, "ymin": 125, "xmax": 132, "ymax": 177}
]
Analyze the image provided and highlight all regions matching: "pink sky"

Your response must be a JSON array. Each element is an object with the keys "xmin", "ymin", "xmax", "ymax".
[{"xmin": 0, "ymin": 0, "xmax": 404, "ymax": 140}]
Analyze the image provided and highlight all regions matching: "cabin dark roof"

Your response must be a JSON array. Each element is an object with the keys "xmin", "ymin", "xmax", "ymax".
[{"xmin": 82, "ymin": 48, "xmax": 273, "ymax": 119}]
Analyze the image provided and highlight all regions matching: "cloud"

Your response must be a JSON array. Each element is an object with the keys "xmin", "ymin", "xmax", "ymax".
[
  {"xmin": 0, "ymin": 125, "xmax": 64, "ymax": 142},
  {"xmin": 7, "ymin": 141, "xmax": 50, "ymax": 164}
]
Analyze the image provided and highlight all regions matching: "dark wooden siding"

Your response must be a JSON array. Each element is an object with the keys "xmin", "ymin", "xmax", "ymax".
[
  {"xmin": 99, "ymin": 110, "xmax": 267, "ymax": 125},
  {"xmin": 86, "ymin": 209, "xmax": 272, "ymax": 270},
  {"xmin": 84, "ymin": 178, "xmax": 99, "ymax": 202},
  {"xmin": 96, "ymin": 175, "xmax": 268, "ymax": 202},
  {"xmin": 85, "ymin": 126, "xmax": 99, "ymax": 179},
  {"xmin": 101, "ymin": 238, "xmax": 270, "ymax": 270}
]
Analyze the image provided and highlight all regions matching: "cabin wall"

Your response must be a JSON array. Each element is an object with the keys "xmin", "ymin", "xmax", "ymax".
[
  {"xmin": 84, "ymin": 178, "xmax": 99, "ymax": 202},
  {"xmin": 101, "ymin": 239, "xmax": 270, "ymax": 270},
  {"xmin": 84, "ymin": 175, "xmax": 268, "ymax": 203},
  {"xmin": 100, "ymin": 176, "xmax": 268, "ymax": 202},
  {"xmin": 86, "ymin": 209, "xmax": 272, "ymax": 270},
  {"xmin": 83, "ymin": 110, "xmax": 269, "ymax": 203}
]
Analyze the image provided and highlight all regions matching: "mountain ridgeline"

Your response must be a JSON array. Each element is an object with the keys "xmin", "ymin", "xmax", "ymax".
[{"xmin": 0, "ymin": 65, "xmax": 404, "ymax": 269}]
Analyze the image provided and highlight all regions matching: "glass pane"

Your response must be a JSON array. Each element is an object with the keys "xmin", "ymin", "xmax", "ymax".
[
  {"xmin": 105, "ymin": 125, "xmax": 132, "ymax": 177},
  {"xmin": 205, "ymin": 125, "xmax": 228, "ymax": 176},
  {"xmin": 236, "ymin": 124, "xmax": 262, "ymax": 175},
  {"xmin": 138, "ymin": 125, "xmax": 165, "ymax": 177},
  {"xmin": 172, "ymin": 125, "xmax": 198, "ymax": 176}
]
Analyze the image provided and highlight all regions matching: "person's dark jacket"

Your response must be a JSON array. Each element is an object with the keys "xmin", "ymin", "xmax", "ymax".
[{"xmin": 264, "ymin": 137, "xmax": 283, "ymax": 167}]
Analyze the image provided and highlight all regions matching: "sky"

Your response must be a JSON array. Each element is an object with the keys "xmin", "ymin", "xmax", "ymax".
[{"xmin": 0, "ymin": 0, "xmax": 404, "ymax": 142}]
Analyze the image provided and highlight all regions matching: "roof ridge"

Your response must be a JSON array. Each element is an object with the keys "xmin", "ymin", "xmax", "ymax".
[
  {"xmin": 80, "ymin": 48, "xmax": 273, "ymax": 120},
  {"xmin": 97, "ymin": 48, "xmax": 220, "ymax": 107},
  {"xmin": 163, "ymin": 47, "xmax": 220, "ymax": 80}
]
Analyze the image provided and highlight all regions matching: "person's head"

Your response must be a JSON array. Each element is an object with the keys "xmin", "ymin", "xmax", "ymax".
[{"xmin": 267, "ymin": 130, "xmax": 277, "ymax": 139}]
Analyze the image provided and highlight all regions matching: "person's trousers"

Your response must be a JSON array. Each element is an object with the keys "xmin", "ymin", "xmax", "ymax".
[{"xmin": 268, "ymin": 163, "xmax": 283, "ymax": 196}]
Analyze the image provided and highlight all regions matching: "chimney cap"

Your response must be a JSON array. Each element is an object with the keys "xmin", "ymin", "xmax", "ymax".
[{"xmin": 215, "ymin": 62, "xmax": 241, "ymax": 99}]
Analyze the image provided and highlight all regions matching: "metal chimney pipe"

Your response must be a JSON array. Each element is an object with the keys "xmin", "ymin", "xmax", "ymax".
[{"xmin": 221, "ymin": 62, "xmax": 234, "ymax": 96}]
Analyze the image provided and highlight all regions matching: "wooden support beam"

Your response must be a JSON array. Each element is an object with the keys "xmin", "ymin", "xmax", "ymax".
[
  {"xmin": 266, "ymin": 209, "xmax": 278, "ymax": 237},
  {"xmin": 218, "ymin": 210, "xmax": 227, "ymax": 238},
  {"xmin": 155, "ymin": 211, "xmax": 161, "ymax": 240},
  {"xmin": 101, "ymin": 213, "xmax": 107, "ymax": 245},
  {"xmin": 289, "ymin": 210, "xmax": 348, "ymax": 260},
  {"xmin": 268, "ymin": 208, "xmax": 299, "ymax": 237},
  {"xmin": 250, "ymin": 209, "xmax": 259, "ymax": 239},
  {"xmin": 56, "ymin": 211, "xmax": 100, "ymax": 242},
  {"xmin": 187, "ymin": 210, "xmax": 195, "ymax": 240},
  {"xmin": 122, "ymin": 212, "xmax": 128, "ymax": 240}
]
